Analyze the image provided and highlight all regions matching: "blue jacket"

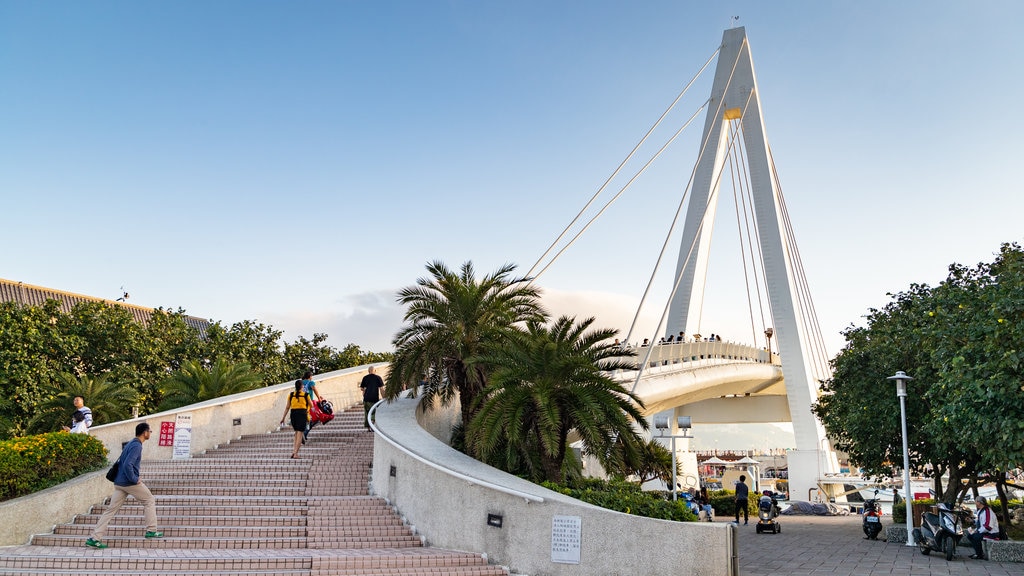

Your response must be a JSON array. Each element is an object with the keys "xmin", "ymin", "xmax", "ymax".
[{"xmin": 114, "ymin": 438, "xmax": 143, "ymax": 486}]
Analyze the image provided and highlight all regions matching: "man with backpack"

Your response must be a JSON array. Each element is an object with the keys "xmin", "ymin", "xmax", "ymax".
[{"xmin": 86, "ymin": 422, "xmax": 161, "ymax": 548}]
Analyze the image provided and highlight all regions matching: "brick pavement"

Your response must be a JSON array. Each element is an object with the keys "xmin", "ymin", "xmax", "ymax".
[{"xmin": 736, "ymin": 514, "xmax": 1020, "ymax": 576}]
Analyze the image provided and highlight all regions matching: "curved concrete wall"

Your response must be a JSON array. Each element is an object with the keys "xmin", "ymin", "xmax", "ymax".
[
  {"xmin": 0, "ymin": 364, "xmax": 385, "ymax": 546},
  {"xmin": 370, "ymin": 396, "xmax": 737, "ymax": 576}
]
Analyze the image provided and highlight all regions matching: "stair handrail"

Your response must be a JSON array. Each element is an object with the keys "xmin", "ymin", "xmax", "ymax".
[{"xmin": 368, "ymin": 399, "xmax": 544, "ymax": 503}]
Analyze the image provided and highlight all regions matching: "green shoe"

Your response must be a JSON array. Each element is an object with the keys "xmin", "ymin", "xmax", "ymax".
[
  {"xmin": 144, "ymin": 531, "xmax": 163, "ymax": 539},
  {"xmin": 85, "ymin": 538, "xmax": 107, "ymax": 549}
]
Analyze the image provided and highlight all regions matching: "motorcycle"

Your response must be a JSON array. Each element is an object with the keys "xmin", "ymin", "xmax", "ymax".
[
  {"xmin": 862, "ymin": 489, "xmax": 883, "ymax": 540},
  {"xmin": 912, "ymin": 503, "xmax": 969, "ymax": 561}
]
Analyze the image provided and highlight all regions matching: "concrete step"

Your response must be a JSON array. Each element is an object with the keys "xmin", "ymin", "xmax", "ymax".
[{"xmin": 0, "ymin": 404, "xmax": 508, "ymax": 575}]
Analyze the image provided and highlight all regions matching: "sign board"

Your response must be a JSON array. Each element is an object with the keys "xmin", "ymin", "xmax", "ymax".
[
  {"xmin": 158, "ymin": 421, "xmax": 175, "ymax": 447},
  {"xmin": 171, "ymin": 413, "xmax": 192, "ymax": 459},
  {"xmin": 551, "ymin": 515, "xmax": 582, "ymax": 564}
]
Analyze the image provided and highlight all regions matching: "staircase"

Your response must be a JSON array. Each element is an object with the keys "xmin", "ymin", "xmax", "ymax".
[{"xmin": 0, "ymin": 406, "xmax": 507, "ymax": 575}]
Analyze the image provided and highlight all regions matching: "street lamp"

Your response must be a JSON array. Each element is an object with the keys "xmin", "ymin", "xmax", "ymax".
[
  {"xmin": 764, "ymin": 327, "xmax": 774, "ymax": 356},
  {"xmin": 654, "ymin": 415, "xmax": 693, "ymax": 501},
  {"xmin": 887, "ymin": 370, "xmax": 914, "ymax": 546}
]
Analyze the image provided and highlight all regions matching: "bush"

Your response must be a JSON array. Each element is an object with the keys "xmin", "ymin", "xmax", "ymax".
[
  {"xmin": 542, "ymin": 477, "xmax": 697, "ymax": 522},
  {"xmin": 0, "ymin": 432, "xmax": 108, "ymax": 502},
  {"xmin": 708, "ymin": 489, "xmax": 758, "ymax": 518}
]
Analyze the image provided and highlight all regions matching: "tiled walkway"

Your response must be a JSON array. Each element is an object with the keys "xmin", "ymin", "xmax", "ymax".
[
  {"xmin": 738, "ymin": 514, "xmax": 1019, "ymax": 576},
  {"xmin": 0, "ymin": 406, "xmax": 506, "ymax": 575}
]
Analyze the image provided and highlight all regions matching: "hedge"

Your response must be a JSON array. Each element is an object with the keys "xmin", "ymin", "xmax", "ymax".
[{"xmin": 0, "ymin": 432, "xmax": 108, "ymax": 502}]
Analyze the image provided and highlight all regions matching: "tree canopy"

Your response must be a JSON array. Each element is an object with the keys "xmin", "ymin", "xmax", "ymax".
[
  {"xmin": 0, "ymin": 300, "xmax": 391, "ymax": 438},
  {"xmin": 815, "ymin": 243, "xmax": 1024, "ymax": 518}
]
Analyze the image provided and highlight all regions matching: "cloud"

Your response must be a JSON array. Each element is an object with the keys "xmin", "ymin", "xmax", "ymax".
[
  {"xmin": 538, "ymin": 287, "xmax": 660, "ymax": 345},
  {"xmin": 262, "ymin": 289, "xmax": 404, "ymax": 353}
]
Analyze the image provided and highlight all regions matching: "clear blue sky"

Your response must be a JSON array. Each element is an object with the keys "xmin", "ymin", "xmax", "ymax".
[{"xmin": 3, "ymin": 1, "xmax": 1022, "ymax": 363}]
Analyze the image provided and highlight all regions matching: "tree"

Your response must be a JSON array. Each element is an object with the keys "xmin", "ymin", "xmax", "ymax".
[
  {"xmin": 386, "ymin": 261, "xmax": 545, "ymax": 426},
  {"xmin": 465, "ymin": 315, "xmax": 646, "ymax": 483},
  {"xmin": 609, "ymin": 436, "xmax": 679, "ymax": 486},
  {"xmin": 203, "ymin": 320, "xmax": 286, "ymax": 386},
  {"xmin": 816, "ymin": 243, "xmax": 1024, "ymax": 519},
  {"xmin": 27, "ymin": 372, "xmax": 139, "ymax": 433},
  {"xmin": 158, "ymin": 359, "xmax": 263, "ymax": 411}
]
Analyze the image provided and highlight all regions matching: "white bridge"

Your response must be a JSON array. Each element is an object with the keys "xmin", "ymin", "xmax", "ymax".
[{"xmin": 538, "ymin": 26, "xmax": 841, "ymax": 502}]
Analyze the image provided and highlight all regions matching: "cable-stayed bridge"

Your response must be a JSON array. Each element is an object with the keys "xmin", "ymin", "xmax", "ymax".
[{"xmin": 532, "ymin": 26, "xmax": 840, "ymax": 503}]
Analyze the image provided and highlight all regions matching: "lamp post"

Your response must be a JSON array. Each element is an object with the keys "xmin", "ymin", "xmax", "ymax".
[
  {"xmin": 654, "ymin": 415, "xmax": 693, "ymax": 501},
  {"xmin": 764, "ymin": 327, "xmax": 774, "ymax": 356},
  {"xmin": 887, "ymin": 370, "xmax": 914, "ymax": 546}
]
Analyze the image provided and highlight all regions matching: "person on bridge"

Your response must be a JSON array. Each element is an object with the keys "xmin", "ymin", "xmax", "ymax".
[
  {"xmin": 86, "ymin": 422, "xmax": 162, "ymax": 548},
  {"xmin": 967, "ymin": 496, "xmax": 1000, "ymax": 559},
  {"xmin": 734, "ymin": 475, "xmax": 750, "ymax": 525}
]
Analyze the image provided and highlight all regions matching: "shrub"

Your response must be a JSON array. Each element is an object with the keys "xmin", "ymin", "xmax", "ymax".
[
  {"xmin": 542, "ymin": 477, "xmax": 697, "ymax": 522},
  {"xmin": 0, "ymin": 432, "xmax": 108, "ymax": 502},
  {"xmin": 708, "ymin": 489, "xmax": 758, "ymax": 518}
]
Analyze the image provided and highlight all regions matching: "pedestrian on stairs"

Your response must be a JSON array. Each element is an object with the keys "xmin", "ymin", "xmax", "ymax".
[
  {"xmin": 280, "ymin": 380, "xmax": 311, "ymax": 458},
  {"xmin": 86, "ymin": 422, "xmax": 162, "ymax": 548},
  {"xmin": 359, "ymin": 366, "xmax": 384, "ymax": 429}
]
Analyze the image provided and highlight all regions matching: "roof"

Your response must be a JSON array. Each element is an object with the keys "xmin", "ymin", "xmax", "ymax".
[{"xmin": 0, "ymin": 277, "xmax": 211, "ymax": 336}]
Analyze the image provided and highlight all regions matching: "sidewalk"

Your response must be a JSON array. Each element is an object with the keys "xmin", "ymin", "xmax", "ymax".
[{"xmin": 737, "ymin": 514, "xmax": 1018, "ymax": 576}]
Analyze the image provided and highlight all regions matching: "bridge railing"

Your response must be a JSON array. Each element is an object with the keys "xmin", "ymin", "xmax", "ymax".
[{"xmin": 615, "ymin": 340, "xmax": 777, "ymax": 369}]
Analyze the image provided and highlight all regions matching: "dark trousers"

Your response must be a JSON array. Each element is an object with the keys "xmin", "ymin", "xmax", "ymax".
[
  {"xmin": 968, "ymin": 531, "xmax": 994, "ymax": 558},
  {"xmin": 735, "ymin": 499, "xmax": 748, "ymax": 523},
  {"xmin": 363, "ymin": 401, "xmax": 374, "ymax": 428}
]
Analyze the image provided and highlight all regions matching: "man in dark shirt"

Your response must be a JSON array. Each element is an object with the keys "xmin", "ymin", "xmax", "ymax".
[
  {"xmin": 359, "ymin": 365, "xmax": 384, "ymax": 429},
  {"xmin": 734, "ymin": 474, "xmax": 750, "ymax": 525},
  {"xmin": 86, "ymin": 422, "xmax": 162, "ymax": 548}
]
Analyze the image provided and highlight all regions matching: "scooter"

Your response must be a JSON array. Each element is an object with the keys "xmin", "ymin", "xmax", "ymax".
[
  {"xmin": 755, "ymin": 491, "xmax": 781, "ymax": 534},
  {"xmin": 862, "ymin": 489, "xmax": 883, "ymax": 540},
  {"xmin": 912, "ymin": 503, "xmax": 969, "ymax": 561}
]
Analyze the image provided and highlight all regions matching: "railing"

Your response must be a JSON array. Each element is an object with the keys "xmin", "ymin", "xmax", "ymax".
[{"xmin": 616, "ymin": 340, "xmax": 777, "ymax": 370}]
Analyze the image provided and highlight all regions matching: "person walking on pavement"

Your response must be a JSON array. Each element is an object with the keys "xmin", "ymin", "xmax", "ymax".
[
  {"xmin": 734, "ymin": 474, "xmax": 750, "ymax": 525},
  {"xmin": 86, "ymin": 422, "xmax": 162, "ymax": 548},
  {"xmin": 359, "ymin": 366, "xmax": 384, "ymax": 429}
]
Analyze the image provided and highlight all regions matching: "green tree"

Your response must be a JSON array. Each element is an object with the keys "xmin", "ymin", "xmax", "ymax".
[
  {"xmin": 816, "ymin": 243, "xmax": 1024, "ymax": 520},
  {"xmin": 386, "ymin": 261, "xmax": 545, "ymax": 426},
  {"xmin": 610, "ymin": 436, "xmax": 679, "ymax": 486},
  {"xmin": 27, "ymin": 372, "xmax": 139, "ymax": 433},
  {"xmin": 0, "ymin": 300, "xmax": 67, "ymax": 435},
  {"xmin": 158, "ymin": 358, "xmax": 263, "ymax": 410},
  {"xmin": 203, "ymin": 320, "xmax": 286, "ymax": 386},
  {"xmin": 465, "ymin": 316, "xmax": 646, "ymax": 483}
]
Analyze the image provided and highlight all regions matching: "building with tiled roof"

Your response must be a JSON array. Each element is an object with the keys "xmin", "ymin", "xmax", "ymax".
[{"xmin": 0, "ymin": 277, "xmax": 211, "ymax": 336}]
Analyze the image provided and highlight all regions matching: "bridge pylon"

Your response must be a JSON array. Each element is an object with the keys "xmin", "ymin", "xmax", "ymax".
[{"xmin": 665, "ymin": 26, "xmax": 840, "ymax": 502}]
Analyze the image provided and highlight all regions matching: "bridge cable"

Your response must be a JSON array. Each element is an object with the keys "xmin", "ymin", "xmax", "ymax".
[
  {"xmin": 732, "ymin": 118, "xmax": 773, "ymax": 346},
  {"xmin": 526, "ymin": 48, "xmax": 720, "ymax": 282},
  {"xmin": 527, "ymin": 102, "xmax": 708, "ymax": 284}
]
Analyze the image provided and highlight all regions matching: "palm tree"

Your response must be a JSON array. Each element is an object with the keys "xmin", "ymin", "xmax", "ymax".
[
  {"xmin": 386, "ymin": 260, "xmax": 545, "ymax": 426},
  {"xmin": 28, "ymin": 372, "xmax": 139, "ymax": 433},
  {"xmin": 465, "ymin": 315, "xmax": 647, "ymax": 483},
  {"xmin": 158, "ymin": 358, "xmax": 262, "ymax": 411}
]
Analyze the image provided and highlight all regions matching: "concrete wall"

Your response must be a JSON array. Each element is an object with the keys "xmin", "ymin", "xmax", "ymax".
[
  {"xmin": 370, "ymin": 396, "xmax": 737, "ymax": 576},
  {"xmin": 0, "ymin": 469, "xmax": 110, "ymax": 545},
  {"xmin": 0, "ymin": 364, "xmax": 384, "ymax": 546}
]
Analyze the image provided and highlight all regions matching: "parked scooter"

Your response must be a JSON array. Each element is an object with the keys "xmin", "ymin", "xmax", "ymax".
[
  {"xmin": 913, "ymin": 503, "xmax": 969, "ymax": 561},
  {"xmin": 862, "ymin": 489, "xmax": 883, "ymax": 540}
]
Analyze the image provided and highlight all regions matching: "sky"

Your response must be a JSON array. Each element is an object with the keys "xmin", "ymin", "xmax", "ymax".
[{"xmin": 3, "ymin": 2, "xmax": 1023, "ymax": 446}]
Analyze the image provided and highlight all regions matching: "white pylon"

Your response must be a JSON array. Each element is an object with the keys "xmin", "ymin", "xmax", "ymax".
[{"xmin": 665, "ymin": 27, "xmax": 839, "ymax": 502}]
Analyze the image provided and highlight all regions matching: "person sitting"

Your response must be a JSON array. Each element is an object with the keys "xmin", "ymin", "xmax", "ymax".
[
  {"xmin": 968, "ymin": 496, "xmax": 1000, "ymax": 559},
  {"xmin": 69, "ymin": 410, "xmax": 89, "ymax": 434}
]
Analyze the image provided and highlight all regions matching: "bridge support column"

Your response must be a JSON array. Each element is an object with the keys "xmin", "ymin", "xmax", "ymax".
[{"xmin": 786, "ymin": 448, "xmax": 840, "ymax": 504}]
